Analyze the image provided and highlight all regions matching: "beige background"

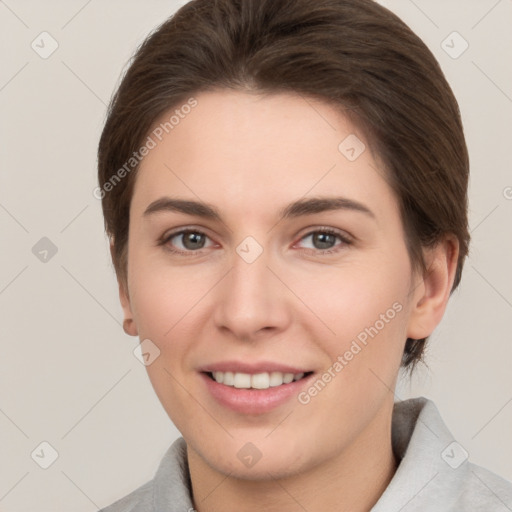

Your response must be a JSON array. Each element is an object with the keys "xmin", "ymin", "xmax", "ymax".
[{"xmin": 0, "ymin": 0, "xmax": 511, "ymax": 510}]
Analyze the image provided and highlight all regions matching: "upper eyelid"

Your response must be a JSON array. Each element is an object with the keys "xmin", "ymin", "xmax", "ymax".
[
  {"xmin": 162, "ymin": 226, "xmax": 216, "ymax": 243},
  {"xmin": 162, "ymin": 226, "xmax": 352, "ymax": 249}
]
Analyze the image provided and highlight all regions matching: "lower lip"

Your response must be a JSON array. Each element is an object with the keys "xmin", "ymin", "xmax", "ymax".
[{"xmin": 200, "ymin": 372, "xmax": 314, "ymax": 414}]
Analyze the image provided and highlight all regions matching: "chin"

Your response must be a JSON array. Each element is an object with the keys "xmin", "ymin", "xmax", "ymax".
[
  {"xmin": 216, "ymin": 457, "xmax": 305, "ymax": 481},
  {"xmin": 197, "ymin": 439, "xmax": 313, "ymax": 481}
]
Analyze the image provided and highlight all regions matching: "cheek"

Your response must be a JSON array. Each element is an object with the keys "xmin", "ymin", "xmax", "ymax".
[
  {"xmin": 300, "ymin": 258, "xmax": 410, "ymax": 385},
  {"xmin": 293, "ymin": 258, "xmax": 408, "ymax": 335},
  {"xmin": 127, "ymin": 247, "xmax": 212, "ymax": 339},
  {"xmin": 126, "ymin": 258, "xmax": 203, "ymax": 426}
]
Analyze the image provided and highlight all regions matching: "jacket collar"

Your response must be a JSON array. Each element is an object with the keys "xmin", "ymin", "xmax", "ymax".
[
  {"xmin": 151, "ymin": 397, "xmax": 468, "ymax": 511},
  {"xmin": 371, "ymin": 397, "xmax": 469, "ymax": 511}
]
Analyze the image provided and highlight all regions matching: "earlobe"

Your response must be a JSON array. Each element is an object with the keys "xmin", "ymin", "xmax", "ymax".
[
  {"xmin": 406, "ymin": 236, "xmax": 459, "ymax": 340},
  {"xmin": 119, "ymin": 280, "xmax": 138, "ymax": 336},
  {"xmin": 123, "ymin": 317, "xmax": 138, "ymax": 336},
  {"xmin": 110, "ymin": 240, "xmax": 138, "ymax": 337}
]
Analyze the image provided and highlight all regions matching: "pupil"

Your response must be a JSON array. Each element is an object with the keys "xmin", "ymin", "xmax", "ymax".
[
  {"xmin": 184, "ymin": 232, "xmax": 204, "ymax": 250},
  {"xmin": 314, "ymin": 233, "xmax": 334, "ymax": 250},
  {"xmin": 181, "ymin": 232, "xmax": 335, "ymax": 251}
]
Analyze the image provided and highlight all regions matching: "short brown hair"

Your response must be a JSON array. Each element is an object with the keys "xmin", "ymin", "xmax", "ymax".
[{"xmin": 97, "ymin": 0, "xmax": 470, "ymax": 371}]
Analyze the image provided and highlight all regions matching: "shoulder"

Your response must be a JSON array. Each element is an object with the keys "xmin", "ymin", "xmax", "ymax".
[
  {"xmin": 97, "ymin": 437, "xmax": 193, "ymax": 511},
  {"xmin": 375, "ymin": 397, "xmax": 512, "ymax": 511},
  {"xmin": 98, "ymin": 479, "xmax": 153, "ymax": 512},
  {"xmin": 455, "ymin": 462, "xmax": 512, "ymax": 511}
]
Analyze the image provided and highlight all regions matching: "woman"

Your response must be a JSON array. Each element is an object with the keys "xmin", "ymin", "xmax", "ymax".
[{"xmin": 96, "ymin": 0, "xmax": 512, "ymax": 510}]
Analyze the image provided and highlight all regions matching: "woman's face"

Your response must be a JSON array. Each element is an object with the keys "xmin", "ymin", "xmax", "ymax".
[{"xmin": 121, "ymin": 90, "xmax": 424, "ymax": 479}]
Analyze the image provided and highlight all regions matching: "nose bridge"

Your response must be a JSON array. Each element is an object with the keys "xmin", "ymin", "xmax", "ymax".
[
  {"xmin": 232, "ymin": 242, "xmax": 269, "ymax": 295},
  {"xmin": 213, "ymin": 237, "xmax": 289, "ymax": 338}
]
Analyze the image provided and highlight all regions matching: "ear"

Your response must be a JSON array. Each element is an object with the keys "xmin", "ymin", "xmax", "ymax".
[
  {"xmin": 110, "ymin": 241, "xmax": 138, "ymax": 337},
  {"xmin": 406, "ymin": 235, "xmax": 459, "ymax": 340}
]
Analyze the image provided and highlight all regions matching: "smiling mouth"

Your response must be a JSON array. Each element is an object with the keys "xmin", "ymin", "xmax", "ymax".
[{"xmin": 204, "ymin": 371, "xmax": 314, "ymax": 390}]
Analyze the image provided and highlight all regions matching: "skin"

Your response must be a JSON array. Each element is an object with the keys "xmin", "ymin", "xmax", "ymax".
[{"xmin": 116, "ymin": 89, "xmax": 458, "ymax": 512}]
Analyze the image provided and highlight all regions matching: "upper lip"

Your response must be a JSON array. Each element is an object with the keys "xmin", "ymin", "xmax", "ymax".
[{"xmin": 198, "ymin": 361, "xmax": 313, "ymax": 375}]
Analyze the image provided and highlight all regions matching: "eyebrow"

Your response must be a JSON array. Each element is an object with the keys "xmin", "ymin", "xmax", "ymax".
[{"xmin": 143, "ymin": 196, "xmax": 376, "ymax": 221}]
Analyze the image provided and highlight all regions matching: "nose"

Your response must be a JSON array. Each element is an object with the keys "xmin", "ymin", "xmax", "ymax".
[{"xmin": 212, "ymin": 245, "xmax": 292, "ymax": 342}]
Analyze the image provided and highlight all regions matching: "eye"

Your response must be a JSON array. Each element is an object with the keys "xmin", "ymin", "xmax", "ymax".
[
  {"xmin": 160, "ymin": 229, "xmax": 215, "ymax": 255},
  {"xmin": 296, "ymin": 228, "xmax": 352, "ymax": 254},
  {"xmin": 159, "ymin": 226, "xmax": 352, "ymax": 257}
]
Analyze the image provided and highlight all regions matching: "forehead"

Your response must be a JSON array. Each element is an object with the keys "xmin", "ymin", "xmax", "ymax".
[
  {"xmin": 145, "ymin": 89, "xmax": 363, "ymax": 167},
  {"xmin": 131, "ymin": 89, "xmax": 396, "ymax": 222}
]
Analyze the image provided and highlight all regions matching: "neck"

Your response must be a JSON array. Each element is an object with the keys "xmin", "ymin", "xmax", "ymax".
[{"xmin": 187, "ymin": 402, "xmax": 399, "ymax": 512}]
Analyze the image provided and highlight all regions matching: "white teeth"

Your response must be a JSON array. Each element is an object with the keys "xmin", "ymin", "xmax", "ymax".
[
  {"xmin": 223, "ymin": 371, "xmax": 234, "ymax": 385},
  {"xmin": 251, "ymin": 373, "xmax": 269, "ymax": 389},
  {"xmin": 233, "ymin": 373, "xmax": 251, "ymax": 388},
  {"xmin": 211, "ymin": 371, "xmax": 307, "ymax": 389},
  {"xmin": 269, "ymin": 371, "xmax": 284, "ymax": 387},
  {"xmin": 283, "ymin": 373, "xmax": 294, "ymax": 384}
]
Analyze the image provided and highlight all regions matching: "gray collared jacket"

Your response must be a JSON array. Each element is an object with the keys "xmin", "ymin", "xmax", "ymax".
[{"xmin": 99, "ymin": 397, "xmax": 512, "ymax": 511}]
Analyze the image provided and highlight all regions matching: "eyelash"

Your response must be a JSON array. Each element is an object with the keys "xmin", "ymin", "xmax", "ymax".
[{"xmin": 158, "ymin": 227, "xmax": 353, "ymax": 257}]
